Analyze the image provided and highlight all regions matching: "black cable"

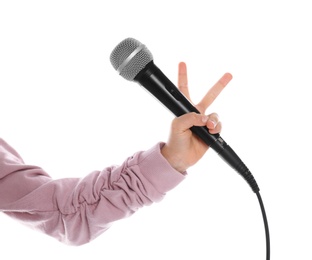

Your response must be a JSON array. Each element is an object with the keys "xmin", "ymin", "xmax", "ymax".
[{"xmin": 256, "ymin": 191, "xmax": 270, "ymax": 260}]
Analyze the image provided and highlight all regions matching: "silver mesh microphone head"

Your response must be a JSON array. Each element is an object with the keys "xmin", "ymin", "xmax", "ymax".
[{"xmin": 110, "ymin": 38, "xmax": 153, "ymax": 81}]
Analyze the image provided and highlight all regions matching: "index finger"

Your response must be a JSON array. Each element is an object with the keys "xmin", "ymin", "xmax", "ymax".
[
  {"xmin": 197, "ymin": 72, "xmax": 233, "ymax": 113},
  {"xmin": 177, "ymin": 62, "xmax": 191, "ymax": 100}
]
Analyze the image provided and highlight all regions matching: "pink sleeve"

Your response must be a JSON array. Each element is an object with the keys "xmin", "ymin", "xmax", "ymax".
[{"xmin": 0, "ymin": 138, "xmax": 185, "ymax": 245}]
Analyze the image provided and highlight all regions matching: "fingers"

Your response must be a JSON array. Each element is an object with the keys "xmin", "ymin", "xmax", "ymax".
[
  {"xmin": 197, "ymin": 72, "xmax": 232, "ymax": 113},
  {"xmin": 206, "ymin": 113, "xmax": 222, "ymax": 134},
  {"xmin": 176, "ymin": 62, "xmax": 227, "ymax": 133},
  {"xmin": 177, "ymin": 62, "xmax": 191, "ymax": 100},
  {"xmin": 171, "ymin": 112, "xmax": 221, "ymax": 134},
  {"xmin": 178, "ymin": 62, "xmax": 232, "ymax": 114}
]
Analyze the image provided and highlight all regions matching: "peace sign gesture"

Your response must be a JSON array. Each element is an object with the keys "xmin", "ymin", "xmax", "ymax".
[{"xmin": 161, "ymin": 62, "xmax": 232, "ymax": 173}]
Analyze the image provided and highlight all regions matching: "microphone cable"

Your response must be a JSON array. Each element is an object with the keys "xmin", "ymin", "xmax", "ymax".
[{"xmin": 256, "ymin": 191, "xmax": 270, "ymax": 260}]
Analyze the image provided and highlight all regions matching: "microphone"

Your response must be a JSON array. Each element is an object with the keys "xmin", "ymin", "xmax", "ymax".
[{"xmin": 110, "ymin": 37, "xmax": 259, "ymax": 193}]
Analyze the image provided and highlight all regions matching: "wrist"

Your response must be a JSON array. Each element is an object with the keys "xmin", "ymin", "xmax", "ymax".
[{"xmin": 161, "ymin": 144, "xmax": 187, "ymax": 173}]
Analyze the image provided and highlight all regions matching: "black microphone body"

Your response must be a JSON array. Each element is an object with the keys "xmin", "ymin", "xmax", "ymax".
[
  {"xmin": 135, "ymin": 61, "xmax": 259, "ymax": 193},
  {"xmin": 110, "ymin": 37, "xmax": 259, "ymax": 193}
]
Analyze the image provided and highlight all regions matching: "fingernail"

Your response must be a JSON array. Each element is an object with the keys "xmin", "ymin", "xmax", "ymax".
[
  {"xmin": 202, "ymin": 115, "xmax": 209, "ymax": 123},
  {"xmin": 209, "ymin": 119, "xmax": 216, "ymax": 128}
]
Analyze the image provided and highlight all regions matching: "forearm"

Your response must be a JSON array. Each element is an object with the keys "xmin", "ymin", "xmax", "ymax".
[{"xmin": 0, "ymin": 139, "xmax": 185, "ymax": 245}]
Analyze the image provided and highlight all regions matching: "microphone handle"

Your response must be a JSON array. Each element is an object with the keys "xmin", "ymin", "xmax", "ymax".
[{"xmin": 135, "ymin": 61, "xmax": 259, "ymax": 193}]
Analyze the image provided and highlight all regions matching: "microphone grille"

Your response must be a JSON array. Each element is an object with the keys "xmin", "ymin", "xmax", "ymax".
[{"xmin": 110, "ymin": 37, "xmax": 153, "ymax": 81}]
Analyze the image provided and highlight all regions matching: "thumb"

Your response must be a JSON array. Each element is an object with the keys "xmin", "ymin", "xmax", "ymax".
[{"xmin": 171, "ymin": 112, "xmax": 208, "ymax": 134}]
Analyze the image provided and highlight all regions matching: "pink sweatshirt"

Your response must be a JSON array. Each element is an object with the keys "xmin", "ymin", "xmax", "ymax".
[{"xmin": 0, "ymin": 138, "xmax": 185, "ymax": 245}]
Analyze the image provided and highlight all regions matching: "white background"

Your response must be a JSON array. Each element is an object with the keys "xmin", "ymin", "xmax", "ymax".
[{"xmin": 0, "ymin": 1, "xmax": 311, "ymax": 259}]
